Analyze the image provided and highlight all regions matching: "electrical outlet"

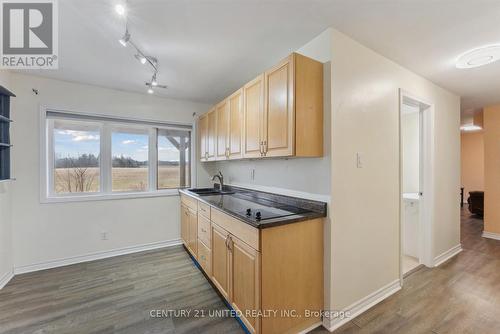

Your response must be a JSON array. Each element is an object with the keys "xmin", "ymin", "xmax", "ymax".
[{"xmin": 101, "ymin": 232, "xmax": 108, "ymax": 240}]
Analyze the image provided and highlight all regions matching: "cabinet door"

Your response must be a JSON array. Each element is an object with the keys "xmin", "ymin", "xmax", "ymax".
[
  {"xmin": 181, "ymin": 204, "xmax": 189, "ymax": 246},
  {"xmin": 198, "ymin": 114, "xmax": 208, "ymax": 161},
  {"xmin": 187, "ymin": 207, "xmax": 198, "ymax": 258},
  {"xmin": 243, "ymin": 75, "xmax": 265, "ymax": 158},
  {"xmin": 228, "ymin": 89, "xmax": 243, "ymax": 159},
  {"xmin": 207, "ymin": 108, "xmax": 217, "ymax": 161},
  {"xmin": 215, "ymin": 100, "xmax": 229, "ymax": 160},
  {"xmin": 211, "ymin": 224, "xmax": 231, "ymax": 300},
  {"xmin": 264, "ymin": 55, "xmax": 294, "ymax": 157},
  {"xmin": 231, "ymin": 236, "xmax": 260, "ymax": 334}
]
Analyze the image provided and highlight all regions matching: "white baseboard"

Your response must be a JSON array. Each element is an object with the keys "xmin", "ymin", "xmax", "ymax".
[
  {"xmin": 433, "ymin": 244, "xmax": 462, "ymax": 267},
  {"xmin": 296, "ymin": 321, "xmax": 322, "ymax": 334},
  {"xmin": 14, "ymin": 239, "xmax": 182, "ymax": 275},
  {"xmin": 0, "ymin": 269, "xmax": 14, "ymax": 290},
  {"xmin": 323, "ymin": 279, "xmax": 401, "ymax": 332},
  {"xmin": 482, "ymin": 231, "xmax": 500, "ymax": 241}
]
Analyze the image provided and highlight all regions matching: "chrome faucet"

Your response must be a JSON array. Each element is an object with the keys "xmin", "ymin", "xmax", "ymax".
[{"xmin": 212, "ymin": 171, "xmax": 224, "ymax": 190}]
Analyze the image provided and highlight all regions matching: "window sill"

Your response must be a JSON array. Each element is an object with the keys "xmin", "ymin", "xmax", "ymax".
[{"xmin": 40, "ymin": 189, "xmax": 181, "ymax": 204}]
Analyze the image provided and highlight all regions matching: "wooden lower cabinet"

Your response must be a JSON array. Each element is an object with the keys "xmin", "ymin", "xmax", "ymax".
[
  {"xmin": 231, "ymin": 235, "xmax": 261, "ymax": 334},
  {"xmin": 211, "ymin": 223, "xmax": 231, "ymax": 300},
  {"xmin": 197, "ymin": 239, "xmax": 211, "ymax": 276},
  {"xmin": 186, "ymin": 207, "xmax": 198, "ymax": 258},
  {"xmin": 181, "ymin": 204, "xmax": 188, "ymax": 246},
  {"xmin": 180, "ymin": 195, "xmax": 323, "ymax": 334}
]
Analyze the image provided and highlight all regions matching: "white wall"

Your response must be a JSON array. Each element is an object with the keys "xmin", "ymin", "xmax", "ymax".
[
  {"xmin": 0, "ymin": 70, "xmax": 14, "ymax": 288},
  {"xmin": 402, "ymin": 106, "xmax": 420, "ymax": 193},
  {"xmin": 208, "ymin": 28, "xmax": 332, "ymax": 198},
  {"xmin": 9, "ymin": 73, "xmax": 210, "ymax": 270},
  {"xmin": 328, "ymin": 29, "xmax": 460, "ymax": 329}
]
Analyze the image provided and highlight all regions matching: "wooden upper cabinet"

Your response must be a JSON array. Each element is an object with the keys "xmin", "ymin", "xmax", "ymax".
[
  {"xmin": 215, "ymin": 100, "xmax": 229, "ymax": 160},
  {"xmin": 198, "ymin": 52, "xmax": 323, "ymax": 162},
  {"xmin": 243, "ymin": 75, "xmax": 265, "ymax": 159},
  {"xmin": 198, "ymin": 114, "xmax": 208, "ymax": 161},
  {"xmin": 228, "ymin": 89, "xmax": 243, "ymax": 159},
  {"xmin": 207, "ymin": 108, "xmax": 217, "ymax": 161},
  {"xmin": 264, "ymin": 55, "xmax": 294, "ymax": 157}
]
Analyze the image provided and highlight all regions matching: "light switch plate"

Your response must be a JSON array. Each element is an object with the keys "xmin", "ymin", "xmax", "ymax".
[{"xmin": 356, "ymin": 152, "xmax": 363, "ymax": 168}]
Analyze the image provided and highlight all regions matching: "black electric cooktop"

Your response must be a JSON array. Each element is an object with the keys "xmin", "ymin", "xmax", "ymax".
[{"xmin": 202, "ymin": 194, "xmax": 310, "ymax": 222}]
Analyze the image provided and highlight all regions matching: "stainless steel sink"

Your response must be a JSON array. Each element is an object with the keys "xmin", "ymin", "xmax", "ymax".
[{"xmin": 187, "ymin": 188, "xmax": 234, "ymax": 196}]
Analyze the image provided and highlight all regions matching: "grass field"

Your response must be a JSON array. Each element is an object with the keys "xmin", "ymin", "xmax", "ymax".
[{"xmin": 54, "ymin": 166, "xmax": 185, "ymax": 193}]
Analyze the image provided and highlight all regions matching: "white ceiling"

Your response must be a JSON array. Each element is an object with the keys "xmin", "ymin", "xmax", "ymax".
[{"xmin": 21, "ymin": 0, "xmax": 500, "ymax": 118}]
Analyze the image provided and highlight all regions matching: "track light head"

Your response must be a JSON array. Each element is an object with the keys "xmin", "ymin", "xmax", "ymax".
[
  {"xmin": 134, "ymin": 54, "xmax": 147, "ymax": 64},
  {"xmin": 118, "ymin": 30, "xmax": 130, "ymax": 47},
  {"xmin": 115, "ymin": 4, "xmax": 126, "ymax": 16},
  {"xmin": 151, "ymin": 73, "xmax": 158, "ymax": 86}
]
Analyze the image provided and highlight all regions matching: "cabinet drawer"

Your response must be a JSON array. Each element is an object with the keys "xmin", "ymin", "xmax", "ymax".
[
  {"xmin": 197, "ymin": 239, "xmax": 211, "ymax": 276},
  {"xmin": 181, "ymin": 194, "xmax": 198, "ymax": 211},
  {"xmin": 198, "ymin": 214, "xmax": 211, "ymax": 247},
  {"xmin": 211, "ymin": 208, "xmax": 260, "ymax": 251},
  {"xmin": 198, "ymin": 201, "xmax": 211, "ymax": 219}
]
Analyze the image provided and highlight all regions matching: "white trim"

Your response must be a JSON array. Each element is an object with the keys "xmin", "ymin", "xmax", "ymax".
[
  {"xmin": 14, "ymin": 239, "xmax": 182, "ymax": 275},
  {"xmin": 41, "ymin": 189, "xmax": 181, "ymax": 203},
  {"xmin": 482, "ymin": 231, "xmax": 500, "ymax": 241},
  {"xmin": 296, "ymin": 321, "xmax": 323, "ymax": 334},
  {"xmin": 0, "ymin": 269, "xmax": 14, "ymax": 290},
  {"xmin": 433, "ymin": 244, "xmax": 462, "ymax": 267},
  {"xmin": 323, "ymin": 279, "xmax": 401, "ymax": 332},
  {"xmin": 399, "ymin": 89, "xmax": 435, "ymax": 288},
  {"xmin": 226, "ymin": 182, "xmax": 331, "ymax": 203}
]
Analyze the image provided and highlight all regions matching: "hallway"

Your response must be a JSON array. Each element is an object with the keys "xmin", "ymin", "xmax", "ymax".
[{"xmin": 314, "ymin": 210, "xmax": 500, "ymax": 333}]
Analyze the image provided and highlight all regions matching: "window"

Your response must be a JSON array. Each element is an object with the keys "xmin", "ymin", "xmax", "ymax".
[
  {"xmin": 53, "ymin": 120, "xmax": 101, "ymax": 193},
  {"xmin": 157, "ymin": 129, "xmax": 191, "ymax": 189},
  {"xmin": 112, "ymin": 128, "xmax": 149, "ymax": 192},
  {"xmin": 43, "ymin": 109, "xmax": 193, "ymax": 202}
]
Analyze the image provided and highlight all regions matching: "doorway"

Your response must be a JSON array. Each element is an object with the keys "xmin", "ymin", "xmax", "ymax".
[{"xmin": 400, "ymin": 90, "xmax": 434, "ymax": 279}]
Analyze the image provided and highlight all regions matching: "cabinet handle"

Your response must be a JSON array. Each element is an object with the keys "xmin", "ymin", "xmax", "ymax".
[
  {"xmin": 263, "ymin": 140, "xmax": 267, "ymax": 155},
  {"xmin": 227, "ymin": 236, "xmax": 233, "ymax": 252}
]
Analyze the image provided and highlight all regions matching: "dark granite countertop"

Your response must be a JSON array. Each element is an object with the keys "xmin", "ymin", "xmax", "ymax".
[{"xmin": 179, "ymin": 185, "xmax": 327, "ymax": 229}]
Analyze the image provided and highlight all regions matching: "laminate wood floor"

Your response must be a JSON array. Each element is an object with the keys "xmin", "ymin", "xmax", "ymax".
[
  {"xmin": 0, "ymin": 246, "xmax": 244, "ymax": 334},
  {"xmin": 312, "ymin": 209, "xmax": 500, "ymax": 334},
  {"xmin": 1, "ymin": 210, "xmax": 499, "ymax": 334}
]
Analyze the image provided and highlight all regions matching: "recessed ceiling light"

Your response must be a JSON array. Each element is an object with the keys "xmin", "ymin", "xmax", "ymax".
[
  {"xmin": 460, "ymin": 124, "xmax": 482, "ymax": 131},
  {"xmin": 456, "ymin": 45, "xmax": 500, "ymax": 69},
  {"xmin": 115, "ymin": 4, "xmax": 126, "ymax": 16}
]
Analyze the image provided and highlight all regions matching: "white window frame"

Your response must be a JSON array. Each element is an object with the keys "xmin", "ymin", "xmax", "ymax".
[{"xmin": 40, "ymin": 106, "xmax": 194, "ymax": 203}]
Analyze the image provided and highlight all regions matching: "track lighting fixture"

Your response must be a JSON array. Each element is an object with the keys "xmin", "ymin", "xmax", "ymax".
[
  {"xmin": 118, "ymin": 30, "xmax": 130, "ymax": 47},
  {"xmin": 116, "ymin": 2, "xmax": 165, "ymax": 95}
]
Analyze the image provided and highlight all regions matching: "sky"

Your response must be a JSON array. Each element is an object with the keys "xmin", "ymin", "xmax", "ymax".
[{"xmin": 54, "ymin": 127, "xmax": 183, "ymax": 162}]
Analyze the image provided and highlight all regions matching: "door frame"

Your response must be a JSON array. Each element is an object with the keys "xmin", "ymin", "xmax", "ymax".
[{"xmin": 399, "ymin": 89, "xmax": 435, "ymax": 285}]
